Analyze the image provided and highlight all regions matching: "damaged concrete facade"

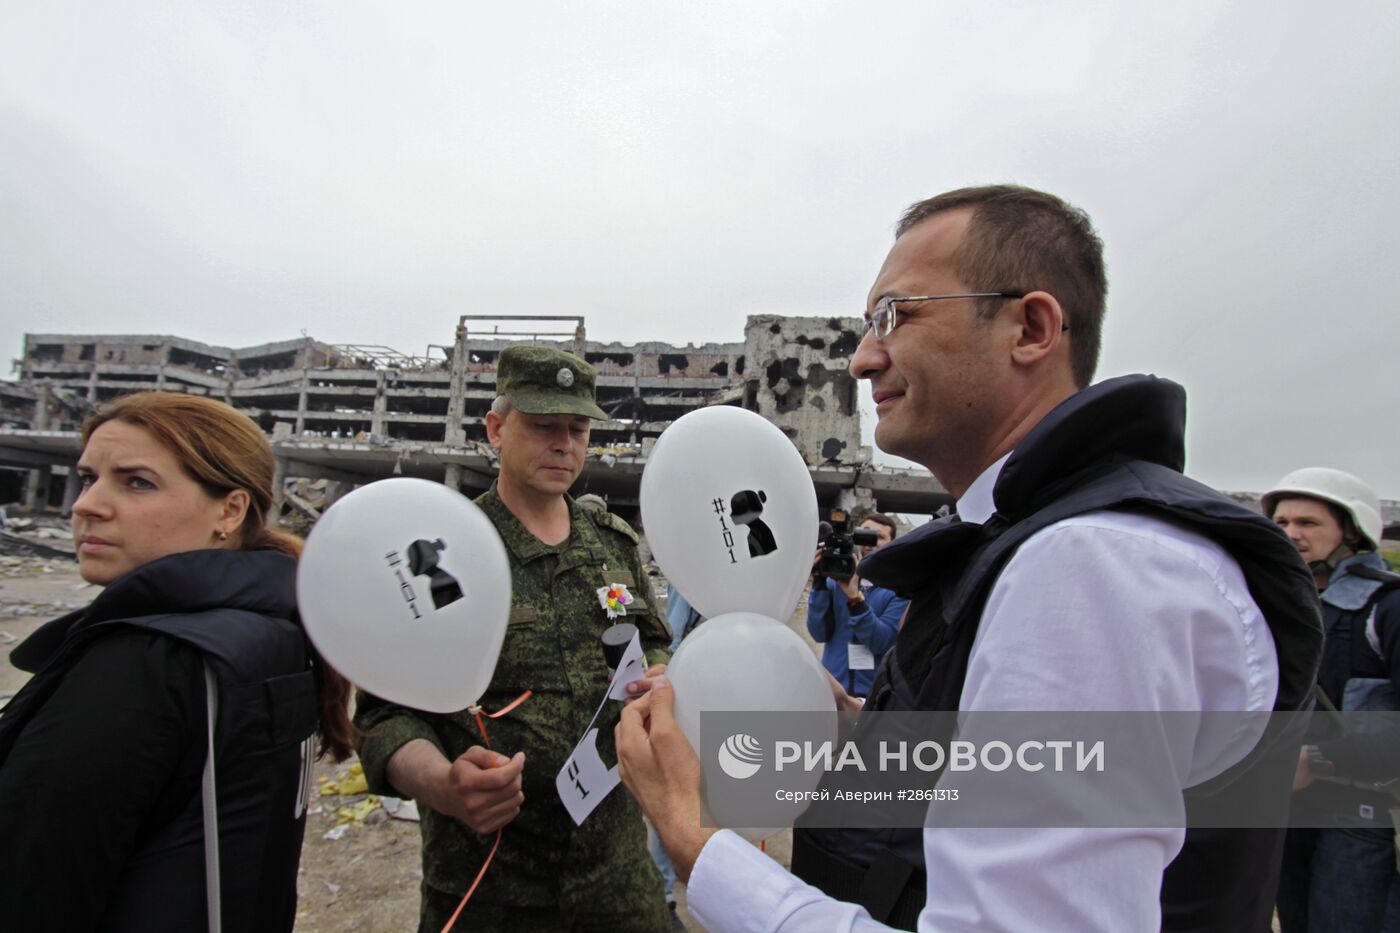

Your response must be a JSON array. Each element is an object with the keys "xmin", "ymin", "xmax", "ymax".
[
  {"xmin": 0, "ymin": 316, "xmax": 949, "ymax": 522},
  {"xmin": 746, "ymin": 315, "xmax": 865, "ymax": 465}
]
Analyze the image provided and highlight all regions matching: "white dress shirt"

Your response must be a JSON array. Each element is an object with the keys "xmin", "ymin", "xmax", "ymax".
[{"xmin": 685, "ymin": 453, "xmax": 1279, "ymax": 933}]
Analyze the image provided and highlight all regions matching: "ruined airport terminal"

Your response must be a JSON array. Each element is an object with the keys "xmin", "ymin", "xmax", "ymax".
[
  {"xmin": 4, "ymin": 315, "xmax": 1396, "ymax": 540},
  {"xmin": 0, "ymin": 315, "xmax": 952, "ymax": 526}
]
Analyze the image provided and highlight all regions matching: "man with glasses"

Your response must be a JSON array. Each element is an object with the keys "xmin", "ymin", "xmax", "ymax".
[{"xmin": 617, "ymin": 185, "xmax": 1322, "ymax": 932}]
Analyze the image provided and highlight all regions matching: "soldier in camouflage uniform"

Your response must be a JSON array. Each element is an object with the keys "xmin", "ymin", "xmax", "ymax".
[{"xmin": 355, "ymin": 346, "xmax": 672, "ymax": 932}]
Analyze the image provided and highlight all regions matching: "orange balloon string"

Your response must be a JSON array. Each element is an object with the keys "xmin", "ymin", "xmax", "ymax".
[
  {"xmin": 470, "ymin": 689, "xmax": 532, "ymax": 749},
  {"xmin": 438, "ymin": 690, "xmax": 533, "ymax": 933},
  {"xmin": 439, "ymin": 829, "xmax": 501, "ymax": 933}
]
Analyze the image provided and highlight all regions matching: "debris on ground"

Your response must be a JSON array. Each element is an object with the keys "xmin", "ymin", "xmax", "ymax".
[
  {"xmin": 0, "ymin": 531, "xmax": 76, "ymax": 561},
  {"xmin": 381, "ymin": 797, "xmax": 421, "ymax": 822},
  {"xmin": 0, "ymin": 555, "xmax": 77, "ymax": 579},
  {"xmin": 319, "ymin": 761, "xmax": 369, "ymax": 796},
  {"xmin": 0, "ymin": 573, "xmax": 91, "ymax": 617},
  {"xmin": 334, "ymin": 796, "xmax": 382, "ymax": 826},
  {"xmin": 0, "ymin": 512, "xmax": 77, "ymax": 561}
]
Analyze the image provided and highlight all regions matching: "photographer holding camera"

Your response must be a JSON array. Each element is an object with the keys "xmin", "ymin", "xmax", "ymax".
[{"xmin": 806, "ymin": 511, "xmax": 909, "ymax": 699}]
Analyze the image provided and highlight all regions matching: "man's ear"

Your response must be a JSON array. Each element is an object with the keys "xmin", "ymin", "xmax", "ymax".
[
  {"xmin": 1009, "ymin": 290, "xmax": 1068, "ymax": 369},
  {"xmin": 485, "ymin": 409, "xmax": 506, "ymax": 449}
]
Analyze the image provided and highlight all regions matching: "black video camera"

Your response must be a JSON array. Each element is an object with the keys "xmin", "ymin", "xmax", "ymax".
[{"xmin": 815, "ymin": 510, "xmax": 881, "ymax": 581}]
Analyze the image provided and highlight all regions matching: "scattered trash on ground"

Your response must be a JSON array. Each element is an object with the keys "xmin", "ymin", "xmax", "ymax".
[
  {"xmin": 1, "ymin": 532, "xmax": 76, "ymax": 561},
  {"xmin": 335, "ymin": 795, "xmax": 382, "ymax": 826},
  {"xmin": 381, "ymin": 797, "xmax": 421, "ymax": 822},
  {"xmin": 319, "ymin": 761, "xmax": 369, "ymax": 796},
  {"xmin": 0, "ymin": 554, "xmax": 77, "ymax": 580}
]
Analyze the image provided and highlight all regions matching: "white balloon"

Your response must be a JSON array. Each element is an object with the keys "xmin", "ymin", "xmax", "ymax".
[
  {"xmin": 640, "ymin": 406, "xmax": 818, "ymax": 622},
  {"xmin": 297, "ymin": 478, "xmax": 511, "ymax": 714},
  {"xmin": 667, "ymin": 612, "xmax": 837, "ymax": 841}
]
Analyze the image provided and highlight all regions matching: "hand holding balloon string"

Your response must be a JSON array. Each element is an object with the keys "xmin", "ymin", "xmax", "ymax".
[
  {"xmin": 386, "ymin": 738, "xmax": 525, "ymax": 835},
  {"xmin": 439, "ymin": 746, "xmax": 527, "ymax": 834}
]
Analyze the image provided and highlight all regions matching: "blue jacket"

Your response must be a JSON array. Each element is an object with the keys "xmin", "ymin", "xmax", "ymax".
[{"xmin": 805, "ymin": 577, "xmax": 907, "ymax": 697}]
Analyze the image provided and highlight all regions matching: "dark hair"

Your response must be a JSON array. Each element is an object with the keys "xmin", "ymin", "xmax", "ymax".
[
  {"xmin": 898, "ymin": 185, "xmax": 1107, "ymax": 388},
  {"xmin": 1312, "ymin": 500, "xmax": 1364, "ymax": 549},
  {"xmin": 860, "ymin": 512, "xmax": 898, "ymax": 541},
  {"xmin": 83, "ymin": 392, "xmax": 358, "ymax": 761}
]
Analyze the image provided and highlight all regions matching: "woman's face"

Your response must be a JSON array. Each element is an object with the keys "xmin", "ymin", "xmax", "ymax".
[{"xmin": 71, "ymin": 420, "xmax": 244, "ymax": 585}]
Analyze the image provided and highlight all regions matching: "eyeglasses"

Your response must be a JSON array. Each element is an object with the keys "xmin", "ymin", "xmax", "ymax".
[{"xmin": 863, "ymin": 292, "xmax": 1033, "ymax": 341}]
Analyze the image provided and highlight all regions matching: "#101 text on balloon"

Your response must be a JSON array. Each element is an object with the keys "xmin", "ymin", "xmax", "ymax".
[{"xmin": 383, "ymin": 548, "xmax": 424, "ymax": 620}]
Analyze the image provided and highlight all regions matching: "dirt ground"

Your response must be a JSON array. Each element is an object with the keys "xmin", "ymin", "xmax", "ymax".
[
  {"xmin": 0, "ymin": 554, "xmax": 813, "ymax": 933},
  {"xmin": 293, "ymin": 755, "xmax": 795, "ymax": 932}
]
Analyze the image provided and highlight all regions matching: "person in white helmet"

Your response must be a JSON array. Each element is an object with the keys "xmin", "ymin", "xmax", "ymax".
[{"xmin": 1266, "ymin": 468, "xmax": 1400, "ymax": 932}]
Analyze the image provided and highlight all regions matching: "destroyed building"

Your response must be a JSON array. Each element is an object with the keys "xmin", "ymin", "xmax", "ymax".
[{"xmin": 0, "ymin": 316, "xmax": 950, "ymax": 524}]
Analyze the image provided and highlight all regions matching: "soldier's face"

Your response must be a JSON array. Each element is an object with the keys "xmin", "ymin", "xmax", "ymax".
[{"xmin": 487, "ymin": 410, "xmax": 591, "ymax": 497}]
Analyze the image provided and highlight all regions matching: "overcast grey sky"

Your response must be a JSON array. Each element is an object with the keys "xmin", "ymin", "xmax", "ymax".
[{"xmin": 3, "ymin": 2, "xmax": 1397, "ymax": 494}]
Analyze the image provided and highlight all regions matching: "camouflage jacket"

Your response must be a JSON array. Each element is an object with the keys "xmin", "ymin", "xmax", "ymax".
[{"xmin": 355, "ymin": 484, "xmax": 671, "ymax": 907}]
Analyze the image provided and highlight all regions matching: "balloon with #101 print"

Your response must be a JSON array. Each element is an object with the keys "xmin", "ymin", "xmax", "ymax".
[
  {"xmin": 640, "ymin": 406, "xmax": 818, "ymax": 623},
  {"xmin": 665, "ymin": 611, "xmax": 837, "ymax": 842},
  {"xmin": 296, "ymin": 478, "xmax": 511, "ymax": 714}
]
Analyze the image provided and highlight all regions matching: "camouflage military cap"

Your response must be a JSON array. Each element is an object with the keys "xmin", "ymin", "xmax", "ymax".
[{"xmin": 495, "ymin": 345, "xmax": 607, "ymax": 420}]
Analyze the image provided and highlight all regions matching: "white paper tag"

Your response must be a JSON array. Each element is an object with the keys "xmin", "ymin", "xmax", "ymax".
[
  {"xmin": 556, "ymin": 631, "xmax": 647, "ymax": 825},
  {"xmin": 848, "ymin": 642, "xmax": 876, "ymax": 671},
  {"xmin": 555, "ymin": 727, "xmax": 620, "ymax": 825}
]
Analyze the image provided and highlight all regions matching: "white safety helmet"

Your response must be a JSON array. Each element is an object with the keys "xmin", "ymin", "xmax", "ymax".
[{"xmin": 1261, "ymin": 467, "xmax": 1383, "ymax": 551}]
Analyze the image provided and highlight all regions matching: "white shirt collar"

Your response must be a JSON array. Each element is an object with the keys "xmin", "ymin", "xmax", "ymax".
[{"xmin": 955, "ymin": 452, "xmax": 1012, "ymax": 524}]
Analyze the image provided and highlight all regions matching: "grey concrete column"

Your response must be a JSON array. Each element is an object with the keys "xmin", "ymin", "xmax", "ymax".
[
  {"xmin": 60, "ymin": 467, "xmax": 83, "ymax": 514},
  {"xmin": 371, "ymin": 371, "xmax": 388, "ymax": 436},
  {"xmin": 272, "ymin": 456, "xmax": 288, "ymax": 517},
  {"xmin": 834, "ymin": 486, "xmax": 875, "ymax": 516},
  {"xmin": 25, "ymin": 465, "xmax": 52, "ymax": 510},
  {"xmin": 294, "ymin": 366, "xmax": 309, "ymax": 435},
  {"xmin": 445, "ymin": 321, "xmax": 469, "ymax": 446},
  {"xmin": 224, "ymin": 345, "xmax": 238, "ymax": 404},
  {"xmin": 444, "ymin": 462, "xmax": 463, "ymax": 491}
]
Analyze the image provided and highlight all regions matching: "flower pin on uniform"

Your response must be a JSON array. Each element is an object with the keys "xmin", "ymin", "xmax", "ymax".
[{"xmin": 597, "ymin": 582, "xmax": 633, "ymax": 620}]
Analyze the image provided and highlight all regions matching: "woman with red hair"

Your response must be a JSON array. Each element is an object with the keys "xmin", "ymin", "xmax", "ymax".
[{"xmin": 0, "ymin": 391, "xmax": 356, "ymax": 932}]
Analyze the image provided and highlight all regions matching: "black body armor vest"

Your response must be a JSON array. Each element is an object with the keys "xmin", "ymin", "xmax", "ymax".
[{"xmin": 792, "ymin": 375, "xmax": 1323, "ymax": 932}]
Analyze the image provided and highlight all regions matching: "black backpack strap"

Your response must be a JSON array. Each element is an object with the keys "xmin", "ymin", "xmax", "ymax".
[{"xmin": 1349, "ymin": 563, "xmax": 1400, "ymax": 590}]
